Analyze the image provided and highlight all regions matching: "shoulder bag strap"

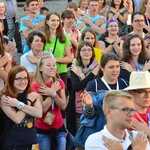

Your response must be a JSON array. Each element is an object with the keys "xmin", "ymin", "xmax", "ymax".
[{"xmin": 52, "ymin": 37, "xmax": 58, "ymax": 54}]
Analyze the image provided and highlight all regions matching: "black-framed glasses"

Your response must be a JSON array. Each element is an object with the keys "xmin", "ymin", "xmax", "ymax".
[
  {"xmin": 109, "ymin": 106, "xmax": 137, "ymax": 116},
  {"xmin": 133, "ymin": 19, "xmax": 144, "ymax": 23},
  {"xmin": 15, "ymin": 77, "xmax": 28, "ymax": 83},
  {"xmin": 134, "ymin": 90, "xmax": 150, "ymax": 95}
]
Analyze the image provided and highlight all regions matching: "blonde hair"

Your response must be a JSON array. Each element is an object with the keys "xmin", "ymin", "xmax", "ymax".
[
  {"xmin": 139, "ymin": 0, "xmax": 148, "ymax": 14},
  {"xmin": 0, "ymin": 2, "xmax": 7, "ymax": 13},
  {"xmin": 34, "ymin": 56, "xmax": 56, "ymax": 86},
  {"xmin": 103, "ymin": 90, "xmax": 134, "ymax": 116}
]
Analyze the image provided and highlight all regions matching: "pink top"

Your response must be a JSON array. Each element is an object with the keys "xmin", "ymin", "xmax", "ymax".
[{"xmin": 31, "ymin": 79, "xmax": 65, "ymax": 130}]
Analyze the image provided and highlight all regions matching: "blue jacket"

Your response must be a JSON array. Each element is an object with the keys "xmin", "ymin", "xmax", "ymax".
[{"xmin": 74, "ymin": 92, "xmax": 106, "ymax": 148}]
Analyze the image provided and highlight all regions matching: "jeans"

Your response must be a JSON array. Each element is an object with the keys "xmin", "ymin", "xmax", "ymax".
[
  {"xmin": 134, "ymin": 0, "xmax": 141, "ymax": 12},
  {"xmin": 37, "ymin": 132, "xmax": 66, "ymax": 150}
]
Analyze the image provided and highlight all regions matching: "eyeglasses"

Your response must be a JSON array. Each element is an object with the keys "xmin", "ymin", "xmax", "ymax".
[
  {"xmin": 133, "ymin": 19, "xmax": 145, "ymax": 23},
  {"xmin": 134, "ymin": 90, "xmax": 150, "ymax": 95},
  {"xmin": 15, "ymin": 77, "xmax": 28, "ymax": 83},
  {"xmin": 109, "ymin": 106, "xmax": 137, "ymax": 116},
  {"xmin": 80, "ymin": 48, "xmax": 92, "ymax": 53}
]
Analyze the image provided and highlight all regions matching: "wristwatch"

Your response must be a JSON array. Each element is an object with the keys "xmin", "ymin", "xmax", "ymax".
[
  {"xmin": 17, "ymin": 102, "xmax": 25, "ymax": 110},
  {"xmin": 51, "ymin": 92, "xmax": 57, "ymax": 98}
]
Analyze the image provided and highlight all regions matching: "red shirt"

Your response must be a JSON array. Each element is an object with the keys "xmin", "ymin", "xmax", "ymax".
[{"xmin": 31, "ymin": 79, "xmax": 65, "ymax": 130}]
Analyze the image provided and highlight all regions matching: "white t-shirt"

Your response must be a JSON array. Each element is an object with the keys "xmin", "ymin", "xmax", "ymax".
[
  {"xmin": 20, "ymin": 50, "xmax": 54, "ymax": 73},
  {"xmin": 85, "ymin": 125, "xmax": 150, "ymax": 150}
]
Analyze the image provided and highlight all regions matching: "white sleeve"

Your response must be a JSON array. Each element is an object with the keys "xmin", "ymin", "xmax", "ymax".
[
  {"xmin": 20, "ymin": 55, "xmax": 34, "ymax": 73},
  {"xmin": 85, "ymin": 132, "xmax": 107, "ymax": 150}
]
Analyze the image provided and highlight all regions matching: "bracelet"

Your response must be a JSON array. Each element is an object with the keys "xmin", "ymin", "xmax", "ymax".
[
  {"xmin": 27, "ymin": 99, "xmax": 32, "ymax": 103},
  {"xmin": 111, "ymin": 41, "xmax": 116, "ymax": 45},
  {"xmin": 51, "ymin": 92, "xmax": 57, "ymax": 98},
  {"xmin": 17, "ymin": 102, "xmax": 25, "ymax": 110},
  {"xmin": 127, "ymin": 2, "xmax": 132, "ymax": 5}
]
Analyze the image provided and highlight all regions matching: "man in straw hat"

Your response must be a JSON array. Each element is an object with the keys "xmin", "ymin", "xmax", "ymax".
[
  {"xmin": 85, "ymin": 90, "xmax": 150, "ymax": 150},
  {"xmin": 124, "ymin": 71, "xmax": 150, "ymax": 138}
]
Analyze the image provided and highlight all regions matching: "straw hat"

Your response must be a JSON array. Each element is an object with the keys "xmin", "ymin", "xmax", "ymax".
[{"xmin": 124, "ymin": 71, "xmax": 150, "ymax": 90}]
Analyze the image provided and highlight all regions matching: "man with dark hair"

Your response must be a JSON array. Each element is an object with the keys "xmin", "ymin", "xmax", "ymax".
[{"xmin": 20, "ymin": 0, "xmax": 45, "ymax": 54}]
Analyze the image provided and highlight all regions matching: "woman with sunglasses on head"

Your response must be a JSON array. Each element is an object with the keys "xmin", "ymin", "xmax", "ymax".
[
  {"xmin": 0, "ymin": 66, "xmax": 42, "ymax": 150},
  {"xmin": 31, "ymin": 56, "xmax": 67, "ymax": 150},
  {"xmin": 67, "ymin": 41, "xmax": 99, "ymax": 136}
]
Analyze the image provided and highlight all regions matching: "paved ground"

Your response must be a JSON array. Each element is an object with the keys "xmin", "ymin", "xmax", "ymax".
[{"xmin": 14, "ymin": 0, "xmax": 78, "ymax": 64}]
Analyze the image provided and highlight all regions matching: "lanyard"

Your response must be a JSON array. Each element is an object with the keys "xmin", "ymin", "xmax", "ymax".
[
  {"xmin": 101, "ymin": 77, "xmax": 119, "ymax": 91},
  {"xmin": 145, "ymin": 15, "xmax": 150, "ymax": 27},
  {"xmin": 147, "ymin": 110, "xmax": 150, "ymax": 127},
  {"xmin": 51, "ymin": 100, "xmax": 54, "ymax": 112},
  {"xmin": 136, "ymin": 110, "xmax": 150, "ymax": 127},
  {"xmin": 130, "ymin": 61, "xmax": 141, "ymax": 71}
]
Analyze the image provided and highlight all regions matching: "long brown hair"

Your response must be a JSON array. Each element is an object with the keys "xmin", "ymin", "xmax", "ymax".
[
  {"xmin": 0, "ymin": 66, "xmax": 32, "ymax": 98},
  {"xmin": 0, "ymin": 31, "xmax": 5, "ymax": 56},
  {"xmin": 121, "ymin": 34, "xmax": 146, "ymax": 64},
  {"xmin": 44, "ymin": 11, "xmax": 66, "ymax": 43}
]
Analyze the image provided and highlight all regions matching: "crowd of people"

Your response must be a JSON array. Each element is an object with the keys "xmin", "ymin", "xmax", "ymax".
[{"xmin": 0, "ymin": 0, "xmax": 150, "ymax": 149}]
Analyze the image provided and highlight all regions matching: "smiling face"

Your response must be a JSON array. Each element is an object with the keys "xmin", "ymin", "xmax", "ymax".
[
  {"xmin": 14, "ymin": 71, "xmax": 28, "ymax": 94},
  {"xmin": 80, "ymin": 45, "xmax": 93, "ymax": 61},
  {"xmin": 114, "ymin": 0, "xmax": 122, "ymax": 5},
  {"xmin": 38, "ymin": 0, "xmax": 44, "ymax": 9},
  {"xmin": 101, "ymin": 60, "xmax": 120, "ymax": 83},
  {"xmin": 129, "ymin": 37, "xmax": 142, "ymax": 57},
  {"xmin": 30, "ymin": 35, "xmax": 44, "ymax": 51},
  {"xmin": 46, "ymin": 14, "xmax": 60, "ymax": 30},
  {"xmin": 63, "ymin": 17, "xmax": 75, "ymax": 28},
  {"xmin": 107, "ymin": 22, "xmax": 119, "ymax": 35},
  {"xmin": 28, "ymin": 1, "xmax": 39, "ymax": 14},
  {"xmin": 0, "ymin": 3, "xmax": 6, "ymax": 15},
  {"xmin": 83, "ymin": 31, "xmax": 95, "ymax": 46},
  {"xmin": 82, "ymin": 0, "xmax": 88, "ymax": 8},
  {"xmin": 40, "ymin": 58, "xmax": 56, "ymax": 78}
]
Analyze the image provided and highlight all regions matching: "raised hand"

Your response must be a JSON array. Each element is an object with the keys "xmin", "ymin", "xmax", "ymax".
[{"xmin": 81, "ymin": 90, "xmax": 93, "ymax": 108}]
